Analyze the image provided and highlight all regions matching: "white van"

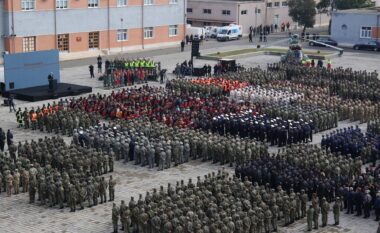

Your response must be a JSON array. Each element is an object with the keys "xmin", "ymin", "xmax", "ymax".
[
  {"xmin": 186, "ymin": 25, "xmax": 206, "ymax": 40},
  {"xmin": 216, "ymin": 24, "xmax": 242, "ymax": 41},
  {"xmin": 206, "ymin": 26, "xmax": 222, "ymax": 38}
]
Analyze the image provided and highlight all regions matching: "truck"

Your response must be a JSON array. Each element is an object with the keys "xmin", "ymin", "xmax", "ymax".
[
  {"xmin": 186, "ymin": 25, "xmax": 206, "ymax": 40},
  {"xmin": 216, "ymin": 24, "xmax": 242, "ymax": 41}
]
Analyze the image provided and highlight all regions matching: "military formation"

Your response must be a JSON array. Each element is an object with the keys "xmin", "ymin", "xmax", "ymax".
[
  {"xmin": 321, "ymin": 126, "xmax": 375, "ymax": 161},
  {"xmin": 112, "ymin": 170, "xmax": 307, "ymax": 233},
  {"xmin": 167, "ymin": 78, "xmax": 250, "ymax": 97},
  {"xmin": 263, "ymin": 102, "xmax": 338, "ymax": 133},
  {"xmin": 368, "ymin": 119, "xmax": 380, "ymax": 135},
  {"xmin": 230, "ymin": 86, "xmax": 304, "ymax": 105},
  {"xmin": 0, "ymin": 136, "xmax": 116, "ymax": 212},
  {"xmin": 211, "ymin": 111, "xmax": 313, "ymax": 147},
  {"xmin": 74, "ymin": 118, "xmax": 268, "ymax": 169},
  {"xmin": 15, "ymin": 101, "xmax": 100, "ymax": 135},
  {"xmin": 6, "ymin": 63, "xmax": 380, "ymax": 231}
]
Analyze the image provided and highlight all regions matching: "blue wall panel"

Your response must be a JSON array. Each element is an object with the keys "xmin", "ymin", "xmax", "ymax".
[{"xmin": 4, "ymin": 50, "xmax": 60, "ymax": 91}]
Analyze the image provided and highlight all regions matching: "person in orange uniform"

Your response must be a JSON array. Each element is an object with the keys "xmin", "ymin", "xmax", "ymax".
[{"xmin": 30, "ymin": 108, "xmax": 37, "ymax": 130}]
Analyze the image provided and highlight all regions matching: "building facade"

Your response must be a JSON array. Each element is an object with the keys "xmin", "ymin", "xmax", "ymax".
[
  {"xmin": 0, "ymin": 0, "xmax": 185, "ymax": 55},
  {"xmin": 187, "ymin": 0, "xmax": 330, "ymax": 35},
  {"xmin": 331, "ymin": 8, "xmax": 380, "ymax": 45}
]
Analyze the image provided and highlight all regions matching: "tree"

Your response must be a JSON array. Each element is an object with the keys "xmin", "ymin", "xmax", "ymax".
[
  {"xmin": 335, "ymin": 0, "xmax": 373, "ymax": 9},
  {"xmin": 316, "ymin": 0, "xmax": 374, "ymax": 34},
  {"xmin": 288, "ymin": 0, "xmax": 316, "ymax": 33},
  {"xmin": 317, "ymin": 0, "xmax": 374, "ymax": 11}
]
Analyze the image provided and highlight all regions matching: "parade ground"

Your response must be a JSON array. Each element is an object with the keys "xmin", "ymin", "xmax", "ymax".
[{"xmin": 0, "ymin": 38, "xmax": 380, "ymax": 233}]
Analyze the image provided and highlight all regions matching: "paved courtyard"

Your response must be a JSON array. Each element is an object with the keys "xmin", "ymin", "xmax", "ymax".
[{"xmin": 0, "ymin": 44, "xmax": 379, "ymax": 233}]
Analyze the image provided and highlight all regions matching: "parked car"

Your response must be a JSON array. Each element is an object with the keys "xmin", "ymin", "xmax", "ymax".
[
  {"xmin": 353, "ymin": 41, "xmax": 380, "ymax": 51},
  {"xmin": 309, "ymin": 38, "xmax": 338, "ymax": 47}
]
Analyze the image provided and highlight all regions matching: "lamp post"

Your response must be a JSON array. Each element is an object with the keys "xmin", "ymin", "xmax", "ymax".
[
  {"xmin": 255, "ymin": 7, "xmax": 258, "ymax": 29},
  {"xmin": 120, "ymin": 18, "xmax": 124, "ymax": 53}
]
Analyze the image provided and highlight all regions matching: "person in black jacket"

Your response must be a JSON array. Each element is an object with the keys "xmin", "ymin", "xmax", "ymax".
[
  {"xmin": 6, "ymin": 129, "xmax": 13, "ymax": 147},
  {"xmin": 355, "ymin": 187, "xmax": 363, "ymax": 216},
  {"xmin": 0, "ymin": 128, "xmax": 5, "ymax": 151},
  {"xmin": 347, "ymin": 187, "xmax": 354, "ymax": 214}
]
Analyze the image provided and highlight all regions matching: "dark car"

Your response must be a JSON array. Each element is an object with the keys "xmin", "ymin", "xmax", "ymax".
[
  {"xmin": 309, "ymin": 38, "xmax": 338, "ymax": 47},
  {"xmin": 353, "ymin": 41, "xmax": 380, "ymax": 51}
]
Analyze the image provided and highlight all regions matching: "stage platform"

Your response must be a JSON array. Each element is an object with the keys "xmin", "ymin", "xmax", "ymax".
[{"xmin": 13, "ymin": 83, "xmax": 92, "ymax": 102}]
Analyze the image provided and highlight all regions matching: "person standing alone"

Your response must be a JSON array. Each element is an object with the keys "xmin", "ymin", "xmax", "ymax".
[
  {"xmin": 97, "ymin": 55, "xmax": 102, "ymax": 73},
  {"xmin": 89, "ymin": 64, "xmax": 95, "ymax": 78}
]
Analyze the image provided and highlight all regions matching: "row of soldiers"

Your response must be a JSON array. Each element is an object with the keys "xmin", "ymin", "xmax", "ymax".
[
  {"xmin": 254, "ymin": 79, "xmax": 380, "ymax": 124},
  {"xmin": 112, "ymin": 170, "xmax": 341, "ymax": 233},
  {"xmin": 200, "ymin": 67, "xmax": 380, "ymax": 123},
  {"xmin": 211, "ymin": 112, "xmax": 313, "ymax": 147},
  {"xmin": 15, "ymin": 106, "xmax": 99, "ymax": 135},
  {"xmin": 368, "ymin": 119, "xmax": 380, "ymax": 135},
  {"xmin": 263, "ymin": 102, "xmax": 338, "ymax": 133},
  {"xmin": 229, "ymin": 86, "xmax": 304, "ymax": 106},
  {"xmin": 167, "ymin": 79, "xmax": 228, "ymax": 97},
  {"xmin": 277, "ymin": 143, "xmax": 362, "ymax": 182},
  {"xmin": 279, "ymin": 65, "xmax": 380, "ymax": 101},
  {"xmin": 74, "ymin": 118, "xmax": 268, "ymax": 170},
  {"xmin": 321, "ymin": 127, "xmax": 372, "ymax": 160},
  {"xmin": 0, "ymin": 137, "xmax": 117, "ymax": 213}
]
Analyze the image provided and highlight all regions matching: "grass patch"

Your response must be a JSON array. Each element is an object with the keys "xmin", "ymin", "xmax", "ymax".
[
  {"xmin": 206, "ymin": 47, "xmax": 332, "ymax": 58},
  {"xmin": 207, "ymin": 48, "xmax": 258, "ymax": 58},
  {"xmin": 264, "ymin": 48, "xmax": 330, "ymax": 55}
]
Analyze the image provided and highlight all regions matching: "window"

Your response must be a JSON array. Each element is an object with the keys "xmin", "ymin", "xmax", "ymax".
[
  {"xmin": 267, "ymin": 2, "xmax": 272, "ymax": 7},
  {"xmin": 56, "ymin": 0, "xmax": 68, "ymax": 9},
  {"xmin": 257, "ymin": 9, "xmax": 261, "ymax": 14},
  {"xmin": 360, "ymin": 26, "xmax": 372, "ymax": 38},
  {"xmin": 274, "ymin": 2, "xmax": 280, "ymax": 7},
  {"xmin": 88, "ymin": 0, "xmax": 99, "ymax": 8},
  {"xmin": 117, "ymin": 0, "xmax": 127, "ymax": 6},
  {"xmin": 282, "ymin": 1, "xmax": 288, "ymax": 6},
  {"xmin": 222, "ymin": 23, "xmax": 229, "ymax": 26},
  {"xmin": 57, "ymin": 34, "xmax": 69, "ymax": 51},
  {"xmin": 21, "ymin": 0, "xmax": 35, "ymax": 10},
  {"xmin": 203, "ymin": 9, "xmax": 212, "ymax": 14},
  {"xmin": 187, "ymin": 8, "xmax": 193, "ymax": 13},
  {"xmin": 23, "ymin": 37, "xmax": 35, "ymax": 52},
  {"xmin": 89, "ymin": 32, "xmax": 99, "ymax": 49},
  {"xmin": 144, "ymin": 0, "xmax": 153, "ymax": 5},
  {"xmin": 241, "ymin": 10, "xmax": 247, "ymax": 15},
  {"xmin": 204, "ymin": 22, "xmax": 211, "ymax": 26},
  {"xmin": 169, "ymin": 25, "xmax": 178, "ymax": 37},
  {"xmin": 222, "ymin": 10, "xmax": 231, "ymax": 15},
  {"xmin": 187, "ymin": 20, "xmax": 193, "ymax": 25},
  {"xmin": 169, "ymin": 0, "xmax": 178, "ymax": 4},
  {"xmin": 144, "ymin": 27, "xmax": 154, "ymax": 39},
  {"xmin": 117, "ymin": 29, "xmax": 128, "ymax": 41}
]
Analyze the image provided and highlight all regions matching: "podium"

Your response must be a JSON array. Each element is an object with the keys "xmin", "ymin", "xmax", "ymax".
[{"xmin": 49, "ymin": 79, "xmax": 58, "ymax": 92}]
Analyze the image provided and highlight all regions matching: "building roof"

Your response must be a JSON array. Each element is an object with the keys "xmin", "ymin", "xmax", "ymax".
[{"xmin": 335, "ymin": 7, "xmax": 380, "ymax": 15}]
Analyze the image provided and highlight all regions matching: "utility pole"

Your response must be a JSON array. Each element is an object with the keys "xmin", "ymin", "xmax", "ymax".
[{"xmin": 120, "ymin": 18, "xmax": 124, "ymax": 53}]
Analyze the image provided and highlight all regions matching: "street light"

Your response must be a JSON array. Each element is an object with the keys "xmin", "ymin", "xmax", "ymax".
[
  {"xmin": 120, "ymin": 18, "xmax": 124, "ymax": 53},
  {"xmin": 255, "ymin": 7, "xmax": 258, "ymax": 29}
]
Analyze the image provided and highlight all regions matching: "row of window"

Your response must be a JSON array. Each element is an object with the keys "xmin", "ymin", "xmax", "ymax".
[
  {"xmin": 267, "ymin": 1, "xmax": 288, "ymax": 7},
  {"xmin": 22, "ymin": 26, "xmax": 179, "ymax": 52},
  {"xmin": 21, "ymin": 0, "xmax": 178, "ymax": 10},
  {"xmin": 187, "ymin": 8, "xmax": 261, "ymax": 15}
]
